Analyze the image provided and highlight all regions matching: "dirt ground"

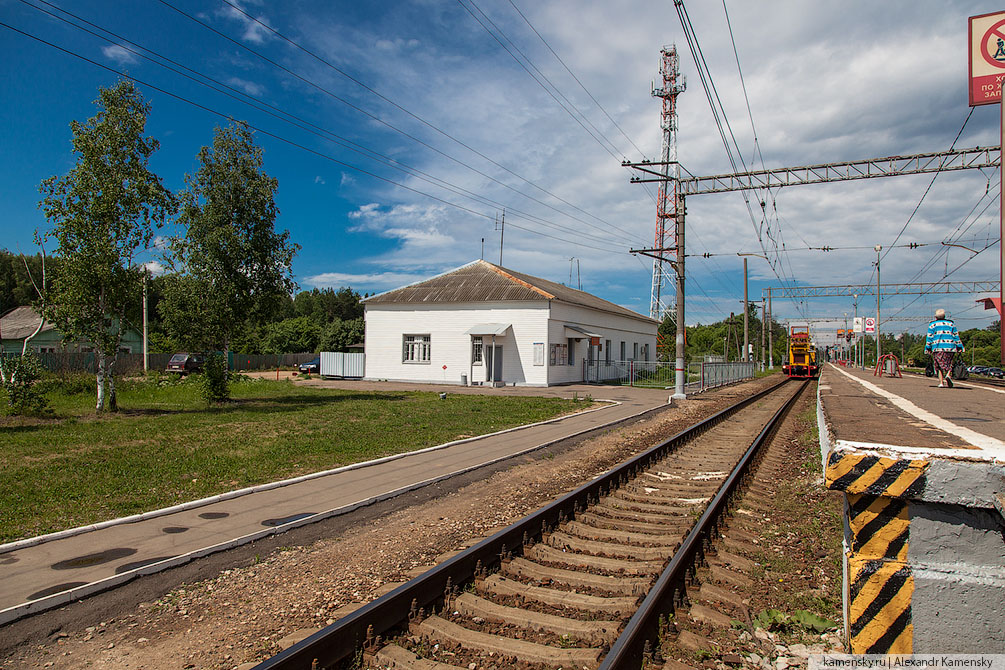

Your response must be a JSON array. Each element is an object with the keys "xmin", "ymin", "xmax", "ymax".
[{"xmin": 1, "ymin": 376, "xmax": 784, "ymax": 670}]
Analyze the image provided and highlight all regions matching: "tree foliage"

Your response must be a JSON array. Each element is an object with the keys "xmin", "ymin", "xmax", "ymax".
[
  {"xmin": 163, "ymin": 123, "xmax": 298, "ymax": 357},
  {"xmin": 37, "ymin": 81, "xmax": 174, "ymax": 412},
  {"xmin": 320, "ymin": 317, "xmax": 364, "ymax": 353}
]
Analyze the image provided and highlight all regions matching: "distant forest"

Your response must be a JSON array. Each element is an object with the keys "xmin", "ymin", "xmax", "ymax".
[{"xmin": 1, "ymin": 249, "xmax": 364, "ymax": 355}]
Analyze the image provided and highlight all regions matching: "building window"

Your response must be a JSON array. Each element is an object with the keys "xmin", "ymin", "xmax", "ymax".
[
  {"xmin": 643, "ymin": 344, "xmax": 650, "ymax": 361},
  {"xmin": 620, "ymin": 341, "xmax": 626, "ymax": 361},
  {"xmin": 403, "ymin": 334, "xmax": 431, "ymax": 363},
  {"xmin": 472, "ymin": 336, "xmax": 483, "ymax": 364},
  {"xmin": 567, "ymin": 338, "xmax": 575, "ymax": 365},
  {"xmin": 605, "ymin": 340, "xmax": 611, "ymax": 364},
  {"xmin": 633, "ymin": 342, "xmax": 639, "ymax": 360},
  {"xmin": 36, "ymin": 346, "xmax": 56, "ymax": 354},
  {"xmin": 550, "ymin": 343, "xmax": 568, "ymax": 366}
]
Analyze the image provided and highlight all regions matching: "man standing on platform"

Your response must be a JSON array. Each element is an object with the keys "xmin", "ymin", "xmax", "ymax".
[{"xmin": 924, "ymin": 308, "xmax": 964, "ymax": 388}]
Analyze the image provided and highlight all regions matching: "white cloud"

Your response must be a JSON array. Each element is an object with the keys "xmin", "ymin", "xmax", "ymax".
[
  {"xmin": 314, "ymin": 175, "xmax": 326, "ymax": 185},
  {"xmin": 101, "ymin": 45, "xmax": 137, "ymax": 66},
  {"xmin": 226, "ymin": 77, "xmax": 265, "ymax": 97},
  {"xmin": 218, "ymin": 1, "xmax": 273, "ymax": 45},
  {"xmin": 304, "ymin": 271, "xmax": 429, "ymax": 291}
]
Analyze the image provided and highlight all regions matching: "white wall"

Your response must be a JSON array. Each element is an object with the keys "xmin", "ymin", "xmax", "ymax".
[
  {"xmin": 547, "ymin": 302, "xmax": 658, "ymax": 385},
  {"xmin": 364, "ymin": 302, "xmax": 551, "ymax": 386}
]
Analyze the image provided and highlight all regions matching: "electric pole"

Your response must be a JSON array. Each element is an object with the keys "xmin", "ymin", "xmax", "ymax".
[{"xmin": 743, "ymin": 257, "xmax": 749, "ymax": 361}]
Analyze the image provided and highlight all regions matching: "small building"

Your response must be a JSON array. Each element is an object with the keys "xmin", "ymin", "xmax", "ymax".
[
  {"xmin": 362, "ymin": 260, "xmax": 658, "ymax": 386},
  {"xmin": 0, "ymin": 306, "xmax": 143, "ymax": 355}
]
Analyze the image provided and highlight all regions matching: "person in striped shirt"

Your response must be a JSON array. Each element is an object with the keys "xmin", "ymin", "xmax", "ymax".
[{"xmin": 924, "ymin": 308, "xmax": 964, "ymax": 388}]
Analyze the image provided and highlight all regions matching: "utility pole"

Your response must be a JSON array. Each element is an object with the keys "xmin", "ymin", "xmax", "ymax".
[
  {"xmin": 767, "ymin": 288, "xmax": 773, "ymax": 369},
  {"xmin": 480, "ymin": 238, "xmax": 484, "ymax": 260},
  {"xmin": 760, "ymin": 297, "xmax": 766, "ymax": 371},
  {"xmin": 853, "ymin": 293, "xmax": 859, "ymax": 368},
  {"xmin": 497, "ymin": 211, "xmax": 505, "ymax": 266},
  {"xmin": 875, "ymin": 244, "xmax": 882, "ymax": 364},
  {"xmin": 743, "ymin": 257, "xmax": 749, "ymax": 362},
  {"xmin": 142, "ymin": 269, "xmax": 149, "ymax": 373}
]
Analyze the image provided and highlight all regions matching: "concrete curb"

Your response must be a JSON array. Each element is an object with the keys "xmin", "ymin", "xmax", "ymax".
[
  {"xmin": 0, "ymin": 399, "xmax": 667, "ymax": 626},
  {"xmin": 0, "ymin": 400, "xmax": 617, "ymax": 556}
]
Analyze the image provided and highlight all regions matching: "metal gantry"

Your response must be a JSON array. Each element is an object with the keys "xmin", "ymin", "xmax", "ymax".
[
  {"xmin": 763, "ymin": 280, "xmax": 1001, "ymax": 300},
  {"xmin": 627, "ymin": 146, "xmax": 1001, "ymax": 192}
]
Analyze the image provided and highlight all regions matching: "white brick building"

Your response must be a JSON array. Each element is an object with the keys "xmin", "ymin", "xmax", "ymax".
[{"xmin": 362, "ymin": 260, "xmax": 658, "ymax": 386}]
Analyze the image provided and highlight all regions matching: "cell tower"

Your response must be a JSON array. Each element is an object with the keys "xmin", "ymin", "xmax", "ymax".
[{"xmin": 649, "ymin": 46, "xmax": 685, "ymax": 321}]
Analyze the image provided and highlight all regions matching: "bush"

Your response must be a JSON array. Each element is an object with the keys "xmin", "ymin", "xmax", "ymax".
[
  {"xmin": 1, "ymin": 353, "xmax": 48, "ymax": 415},
  {"xmin": 200, "ymin": 353, "xmax": 230, "ymax": 403}
]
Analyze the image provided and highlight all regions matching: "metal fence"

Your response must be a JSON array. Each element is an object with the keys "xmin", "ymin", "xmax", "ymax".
[
  {"xmin": 320, "ymin": 352, "xmax": 364, "ymax": 378},
  {"xmin": 584, "ymin": 359, "xmax": 755, "ymax": 392}
]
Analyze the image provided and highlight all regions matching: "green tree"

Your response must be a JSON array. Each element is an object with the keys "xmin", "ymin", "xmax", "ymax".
[
  {"xmin": 261, "ymin": 316, "xmax": 322, "ymax": 354},
  {"xmin": 320, "ymin": 317, "xmax": 364, "ymax": 352},
  {"xmin": 164, "ymin": 123, "xmax": 298, "ymax": 367},
  {"xmin": 38, "ymin": 81, "xmax": 175, "ymax": 412}
]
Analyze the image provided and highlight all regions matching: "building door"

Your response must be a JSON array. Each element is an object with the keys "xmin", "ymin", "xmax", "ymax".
[{"xmin": 486, "ymin": 346, "xmax": 503, "ymax": 382}]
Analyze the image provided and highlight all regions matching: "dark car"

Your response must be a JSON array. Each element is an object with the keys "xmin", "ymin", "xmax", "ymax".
[
  {"xmin": 299, "ymin": 356, "xmax": 320, "ymax": 374},
  {"xmin": 166, "ymin": 352, "xmax": 206, "ymax": 375},
  {"xmin": 985, "ymin": 367, "xmax": 1005, "ymax": 379}
]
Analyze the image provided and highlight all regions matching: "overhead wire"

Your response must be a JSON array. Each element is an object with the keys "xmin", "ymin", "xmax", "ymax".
[
  {"xmin": 0, "ymin": 20, "xmax": 619, "ymax": 255},
  {"xmin": 17, "ymin": 0, "xmax": 628, "ymax": 250},
  {"xmin": 506, "ymin": 0, "xmax": 649, "ymax": 161},
  {"xmin": 209, "ymin": 0, "xmax": 642, "ymax": 243},
  {"xmin": 457, "ymin": 0, "xmax": 624, "ymax": 161},
  {"xmin": 673, "ymin": 0, "xmax": 806, "ymax": 314}
]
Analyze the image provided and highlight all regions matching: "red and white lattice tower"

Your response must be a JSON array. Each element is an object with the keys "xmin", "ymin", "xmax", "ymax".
[{"xmin": 650, "ymin": 46, "xmax": 685, "ymax": 321}]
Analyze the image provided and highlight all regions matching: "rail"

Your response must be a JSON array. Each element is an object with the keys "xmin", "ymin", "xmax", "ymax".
[
  {"xmin": 600, "ymin": 379, "xmax": 806, "ymax": 669},
  {"xmin": 251, "ymin": 377, "xmax": 795, "ymax": 670}
]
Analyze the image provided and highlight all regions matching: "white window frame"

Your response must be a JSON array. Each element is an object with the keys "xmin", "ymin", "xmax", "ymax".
[
  {"xmin": 472, "ymin": 336, "xmax": 483, "ymax": 365},
  {"xmin": 403, "ymin": 334, "xmax": 431, "ymax": 364}
]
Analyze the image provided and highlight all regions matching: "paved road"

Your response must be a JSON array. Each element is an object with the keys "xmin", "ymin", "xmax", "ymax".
[{"xmin": 0, "ymin": 382, "xmax": 671, "ymax": 625}]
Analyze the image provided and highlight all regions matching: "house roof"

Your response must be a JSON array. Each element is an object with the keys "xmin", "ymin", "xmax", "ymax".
[
  {"xmin": 363, "ymin": 260, "xmax": 657, "ymax": 324},
  {"xmin": 0, "ymin": 306, "xmax": 55, "ymax": 340}
]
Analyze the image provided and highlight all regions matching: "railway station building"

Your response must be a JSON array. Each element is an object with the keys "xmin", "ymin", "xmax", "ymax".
[{"xmin": 362, "ymin": 259, "xmax": 658, "ymax": 386}]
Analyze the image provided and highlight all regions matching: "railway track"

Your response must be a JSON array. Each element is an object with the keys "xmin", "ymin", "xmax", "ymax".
[{"xmin": 253, "ymin": 378, "xmax": 808, "ymax": 670}]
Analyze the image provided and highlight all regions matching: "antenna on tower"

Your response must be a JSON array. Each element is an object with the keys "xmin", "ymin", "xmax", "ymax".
[{"xmin": 649, "ymin": 45, "xmax": 686, "ymax": 322}]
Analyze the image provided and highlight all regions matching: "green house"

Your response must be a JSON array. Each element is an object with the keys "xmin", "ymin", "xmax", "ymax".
[{"xmin": 0, "ymin": 306, "xmax": 143, "ymax": 355}]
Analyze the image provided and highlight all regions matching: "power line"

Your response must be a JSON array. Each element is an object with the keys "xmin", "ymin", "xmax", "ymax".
[
  {"xmin": 0, "ymin": 20, "xmax": 619, "ymax": 254},
  {"xmin": 506, "ymin": 0, "xmax": 648, "ymax": 160},
  {"xmin": 207, "ymin": 0, "xmax": 641, "ymax": 243},
  {"xmin": 17, "ymin": 0, "xmax": 629, "ymax": 251}
]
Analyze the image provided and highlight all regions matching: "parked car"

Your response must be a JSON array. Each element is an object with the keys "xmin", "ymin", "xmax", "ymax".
[
  {"xmin": 166, "ymin": 352, "xmax": 206, "ymax": 375},
  {"xmin": 299, "ymin": 356, "xmax": 320, "ymax": 374},
  {"xmin": 984, "ymin": 367, "xmax": 1005, "ymax": 379}
]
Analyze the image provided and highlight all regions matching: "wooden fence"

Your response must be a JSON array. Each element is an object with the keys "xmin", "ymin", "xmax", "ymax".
[{"xmin": 2, "ymin": 352, "xmax": 317, "ymax": 374}]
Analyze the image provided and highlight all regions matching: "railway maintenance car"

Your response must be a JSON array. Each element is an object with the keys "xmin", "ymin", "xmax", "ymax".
[{"xmin": 782, "ymin": 325, "xmax": 819, "ymax": 378}]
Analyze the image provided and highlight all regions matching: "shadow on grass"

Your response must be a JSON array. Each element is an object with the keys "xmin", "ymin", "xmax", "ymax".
[{"xmin": 0, "ymin": 392, "xmax": 412, "ymax": 433}]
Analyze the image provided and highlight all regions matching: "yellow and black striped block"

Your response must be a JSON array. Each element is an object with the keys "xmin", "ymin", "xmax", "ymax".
[
  {"xmin": 848, "ymin": 555, "xmax": 913, "ymax": 653},
  {"xmin": 825, "ymin": 451, "xmax": 929, "ymax": 497}
]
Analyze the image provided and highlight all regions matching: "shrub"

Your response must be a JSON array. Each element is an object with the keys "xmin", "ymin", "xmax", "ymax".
[
  {"xmin": 1, "ymin": 353, "xmax": 48, "ymax": 415},
  {"xmin": 200, "ymin": 353, "xmax": 230, "ymax": 403}
]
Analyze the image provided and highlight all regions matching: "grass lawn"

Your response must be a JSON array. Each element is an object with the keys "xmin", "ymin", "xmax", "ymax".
[{"xmin": 0, "ymin": 377, "xmax": 580, "ymax": 543}]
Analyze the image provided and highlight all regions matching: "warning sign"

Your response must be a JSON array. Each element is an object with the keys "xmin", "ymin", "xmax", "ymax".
[
  {"xmin": 864, "ymin": 317, "xmax": 876, "ymax": 334},
  {"xmin": 969, "ymin": 11, "xmax": 1005, "ymax": 106}
]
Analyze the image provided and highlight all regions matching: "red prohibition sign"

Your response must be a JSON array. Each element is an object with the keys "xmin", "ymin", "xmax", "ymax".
[{"xmin": 981, "ymin": 19, "xmax": 1005, "ymax": 68}]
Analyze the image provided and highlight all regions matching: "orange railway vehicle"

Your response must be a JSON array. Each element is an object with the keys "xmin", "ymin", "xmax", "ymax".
[{"xmin": 782, "ymin": 325, "xmax": 819, "ymax": 378}]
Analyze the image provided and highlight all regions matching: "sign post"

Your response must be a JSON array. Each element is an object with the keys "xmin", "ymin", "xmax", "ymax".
[{"xmin": 969, "ymin": 11, "xmax": 1005, "ymax": 364}]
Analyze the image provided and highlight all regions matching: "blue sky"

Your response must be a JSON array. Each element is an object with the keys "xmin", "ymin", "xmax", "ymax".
[{"xmin": 1, "ymin": 0, "xmax": 1002, "ymax": 343}]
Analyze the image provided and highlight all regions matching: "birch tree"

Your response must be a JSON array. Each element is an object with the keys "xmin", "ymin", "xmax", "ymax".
[
  {"xmin": 164, "ymin": 123, "xmax": 297, "ymax": 362},
  {"xmin": 38, "ymin": 81, "xmax": 174, "ymax": 412}
]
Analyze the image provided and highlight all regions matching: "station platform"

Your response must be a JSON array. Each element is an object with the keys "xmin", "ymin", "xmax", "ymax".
[{"xmin": 817, "ymin": 363, "xmax": 1005, "ymax": 655}]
